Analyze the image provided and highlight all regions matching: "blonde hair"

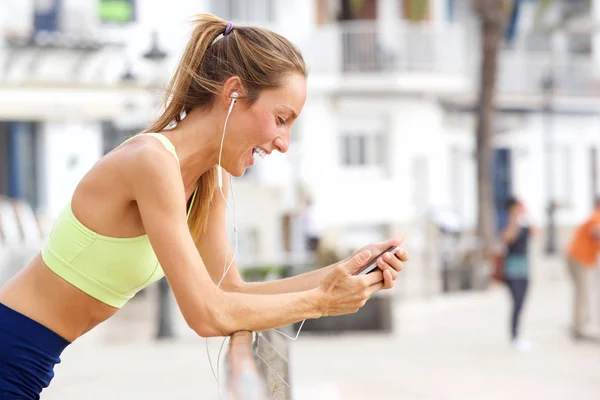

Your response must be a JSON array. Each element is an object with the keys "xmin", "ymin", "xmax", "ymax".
[{"xmin": 144, "ymin": 14, "xmax": 307, "ymax": 244}]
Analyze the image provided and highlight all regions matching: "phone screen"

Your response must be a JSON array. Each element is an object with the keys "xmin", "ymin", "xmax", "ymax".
[{"xmin": 352, "ymin": 246, "xmax": 398, "ymax": 276}]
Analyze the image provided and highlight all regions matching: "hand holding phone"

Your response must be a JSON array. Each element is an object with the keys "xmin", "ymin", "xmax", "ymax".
[{"xmin": 353, "ymin": 245, "xmax": 401, "ymax": 276}]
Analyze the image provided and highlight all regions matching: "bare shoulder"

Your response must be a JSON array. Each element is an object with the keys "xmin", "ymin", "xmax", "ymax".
[
  {"xmin": 82, "ymin": 134, "xmax": 180, "ymax": 187},
  {"xmin": 116, "ymin": 135, "xmax": 180, "ymax": 180},
  {"xmin": 112, "ymin": 135, "xmax": 186, "ymax": 212}
]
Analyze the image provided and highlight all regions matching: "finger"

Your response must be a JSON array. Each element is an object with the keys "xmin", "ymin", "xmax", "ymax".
[
  {"xmin": 382, "ymin": 252, "xmax": 404, "ymax": 272},
  {"xmin": 377, "ymin": 260, "xmax": 400, "ymax": 280},
  {"xmin": 395, "ymin": 248, "xmax": 409, "ymax": 262},
  {"xmin": 382, "ymin": 269, "xmax": 394, "ymax": 290},
  {"xmin": 367, "ymin": 280, "xmax": 384, "ymax": 296},
  {"xmin": 359, "ymin": 269, "xmax": 384, "ymax": 286},
  {"xmin": 342, "ymin": 249, "xmax": 372, "ymax": 274},
  {"xmin": 376, "ymin": 257, "xmax": 399, "ymax": 280}
]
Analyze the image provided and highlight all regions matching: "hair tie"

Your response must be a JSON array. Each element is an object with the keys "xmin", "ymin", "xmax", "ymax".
[{"xmin": 224, "ymin": 21, "xmax": 234, "ymax": 36}]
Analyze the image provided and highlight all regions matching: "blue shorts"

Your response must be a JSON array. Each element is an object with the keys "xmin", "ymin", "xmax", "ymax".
[{"xmin": 0, "ymin": 303, "xmax": 70, "ymax": 399}]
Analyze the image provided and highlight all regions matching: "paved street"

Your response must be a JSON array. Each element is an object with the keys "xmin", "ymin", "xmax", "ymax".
[
  {"xmin": 42, "ymin": 256, "xmax": 600, "ymax": 400},
  {"xmin": 292, "ymin": 278, "xmax": 600, "ymax": 400}
]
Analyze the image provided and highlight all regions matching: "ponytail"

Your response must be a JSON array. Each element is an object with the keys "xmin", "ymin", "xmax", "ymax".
[{"xmin": 144, "ymin": 14, "xmax": 227, "ymax": 242}]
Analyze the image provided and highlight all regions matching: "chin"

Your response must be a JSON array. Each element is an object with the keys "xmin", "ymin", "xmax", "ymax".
[{"xmin": 227, "ymin": 166, "xmax": 246, "ymax": 178}]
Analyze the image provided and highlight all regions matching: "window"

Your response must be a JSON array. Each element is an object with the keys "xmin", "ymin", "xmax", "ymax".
[
  {"xmin": 338, "ymin": 117, "xmax": 388, "ymax": 171},
  {"xmin": 340, "ymin": 134, "xmax": 387, "ymax": 167},
  {"xmin": 212, "ymin": 0, "xmax": 275, "ymax": 23},
  {"xmin": 34, "ymin": 0, "xmax": 60, "ymax": 33},
  {"xmin": 0, "ymin": 122, "xmax": 40, "ymax": 210},
  {"xmin": 523, "ymin": 32, "xmax": 552, "ymax": 52},
  {"xmin": 566, "ymin": 33, "xmax": 592, "ymax": 55}
]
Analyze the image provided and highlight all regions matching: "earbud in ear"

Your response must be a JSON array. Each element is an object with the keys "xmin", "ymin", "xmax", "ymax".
[{"xmin": 229, "ymin": 92, "xmax": 239, "ymax": 107}]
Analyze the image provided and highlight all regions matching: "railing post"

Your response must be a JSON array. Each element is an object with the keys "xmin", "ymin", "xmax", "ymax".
[
  {"xmin": 225, "ymin": 328, "xmax": 293, "ymax": 400},
  {"xmin": 155, "ymin": 277, "xmax": 174, "ymax": 339},
  {"xmin": 256, "ymin": 330, "xmax": 291, "ymax": 400},
  {"xmin": 226, "ymin": 331, "xmax": 268, "ymax": 400}
]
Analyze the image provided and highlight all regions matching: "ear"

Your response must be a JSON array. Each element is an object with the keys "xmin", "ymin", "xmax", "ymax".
[{"xmin": 220, "ymin": 76, "xmax": 245, "ymax": 107}]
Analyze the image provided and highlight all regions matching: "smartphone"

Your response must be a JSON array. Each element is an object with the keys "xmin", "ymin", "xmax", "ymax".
[{"xmin": 353, "ymin": 245, "xmax": 401, "ymax": 276}]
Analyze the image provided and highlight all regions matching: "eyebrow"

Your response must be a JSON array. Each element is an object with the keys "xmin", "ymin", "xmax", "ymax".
[{"xmin": 283, "ymin": 105, "xmax": 298, "ymax": 119}]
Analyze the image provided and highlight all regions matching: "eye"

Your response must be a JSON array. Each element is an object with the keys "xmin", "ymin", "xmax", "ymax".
[{"xmin": 276, "ymin": 116, "xmax": 286, "ymax": 126}]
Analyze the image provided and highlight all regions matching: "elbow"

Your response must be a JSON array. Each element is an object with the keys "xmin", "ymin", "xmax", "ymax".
[
  {"xmin": 186, "ymin": 293, "xmax": 234, "ymax": 338},
  {"xmin": 218, "ymin": 275, "xmax": 246, "ymax": 293},
  {"xmin": 219, "ymin": 280, "xmax": 245, "ymax": 293}
]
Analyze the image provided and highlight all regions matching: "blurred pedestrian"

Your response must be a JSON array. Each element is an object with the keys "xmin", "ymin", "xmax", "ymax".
[
  {"xmin": 500, "ymin": 196, "xmax": 536, "ymax": 351},
  {"xmin": 565, "ymin": 197, "xmax": 600, "ymax": 340}
]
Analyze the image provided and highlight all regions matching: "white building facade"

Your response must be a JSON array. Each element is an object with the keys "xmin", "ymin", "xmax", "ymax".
[{"xmin": 2, "ymin": 0, "xmax": 600, "ymax": 265}]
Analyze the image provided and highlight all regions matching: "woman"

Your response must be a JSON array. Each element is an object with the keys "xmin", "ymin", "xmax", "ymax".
[
  {"xmin": 501, "ymin": 197, "xmax": 535, "ymax": 351},
  {"xmin": 0, "ymin": 14, "xmax": 408, "ymax": 399}
]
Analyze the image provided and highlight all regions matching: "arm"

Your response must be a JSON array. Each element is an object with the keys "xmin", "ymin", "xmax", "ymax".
[
  {"xmin": 232, "ymin": 238, "xmax": 407, "ymax": 295},
  {"xmin": 197, "ymin": 172, "xmax": 406, "ymax": 295},
  {"xmin": 125, "ymin": 145, "xmax": 385, "ymax": 337},
  {"xmin": 502, "ymin": 213, "xmax": 521, "ymax": 244}
]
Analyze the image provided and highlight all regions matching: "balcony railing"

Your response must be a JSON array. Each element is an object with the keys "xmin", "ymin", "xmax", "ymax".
[
  {"xmin": 496, "ymin": 51, "xmax": 600, "ymax": 97},
  {"xmin": 308, "ymin": 20, "xmax": 600, "ymax": 98},
  {"xmin": 307, "ymin": 21, "xmax": 469, "ymax": 76}
]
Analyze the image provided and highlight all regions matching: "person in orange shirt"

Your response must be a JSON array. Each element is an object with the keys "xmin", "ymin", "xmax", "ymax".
[{"xmin": 566, "ymin": 197, "xmax": 600, "ymax": 340}]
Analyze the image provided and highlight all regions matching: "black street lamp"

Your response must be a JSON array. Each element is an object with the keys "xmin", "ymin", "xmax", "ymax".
[
  {"xmin": 120, "ymin": 61, "xmax": 136, "ymax": 82},
  {"xmin": 143, "ymin": 30, "xmax": 167, "ymax": 65},
  {"xmin": 542, "ymin": 72, "xmax": 557, "ymax": 255}
]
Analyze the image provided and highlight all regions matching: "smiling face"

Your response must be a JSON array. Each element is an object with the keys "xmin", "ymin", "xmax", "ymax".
[{"xmin": 219, "ymin": 73, "xmax": 307, "ymax": 177}]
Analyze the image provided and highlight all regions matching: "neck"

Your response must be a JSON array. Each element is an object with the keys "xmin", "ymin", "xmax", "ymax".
[{"xmin": 160, "ymin": 107, "xmax": 223, "ymax": 193}]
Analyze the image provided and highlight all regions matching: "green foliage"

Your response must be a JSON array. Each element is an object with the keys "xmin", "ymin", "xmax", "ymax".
[
  {"xmin": 98, "ymin": 0, "xmax": 134, "ymax": 23},
  {"xmin": 241, "ymin": 265, "xmax": 287, "ymax": 281},
  {"xmin": 533, "ymin": 0, "xmax": 556, "ymax": 30},
  {"xmin": 406, "ymin": 0, "xmax": 430, "ymax": 22}
]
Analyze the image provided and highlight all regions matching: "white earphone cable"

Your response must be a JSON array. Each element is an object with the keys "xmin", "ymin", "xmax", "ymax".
[
  {"xmin": 207, "ymin": 94, "xmax": 304, "ymax": 398},
  {"xmin": 208, "ymin": 94, "xmax": 245, "ymax": 399}
]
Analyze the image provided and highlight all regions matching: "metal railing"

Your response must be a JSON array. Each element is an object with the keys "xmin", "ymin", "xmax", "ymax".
[
  {"xmin": 307, "ymin": 20, "xmax": 600, "ymax": 98},
  {"xmin": 307, "ymin": 21, "xmax": 469, "ymax": 76},
  {"xmin": 224, "ymin": 330, "xmax": 291, "ymax": 400},
  {"xmin": 496, "ymin": 51, "xmax": 599, "ymax": 97},
  {"xmin": 224, "ymin": 331, "xmax": 268, "ymax": 400}
]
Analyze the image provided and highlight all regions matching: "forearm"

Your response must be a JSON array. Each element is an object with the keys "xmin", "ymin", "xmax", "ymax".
[
  {"xmin": 503, "ymin": 221, "xmax": 520, "ymax": 243},
  {"xmin": 207, "ymin": 288, "xmax": 322, "ymax": 336},
  {"xmin": 234, "ymin": 264, "xmax": 337, "ymax": 295}
]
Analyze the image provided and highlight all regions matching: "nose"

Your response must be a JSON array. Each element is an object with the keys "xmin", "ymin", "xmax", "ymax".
[{"xmin": 274, "ymin": 135, "xmax": 289, "ymax": 154}]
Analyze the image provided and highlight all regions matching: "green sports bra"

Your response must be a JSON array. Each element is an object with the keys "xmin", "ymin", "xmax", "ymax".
[{"xmin": 41, "ymin": 133, "xmax": 197, "ymax": 308}]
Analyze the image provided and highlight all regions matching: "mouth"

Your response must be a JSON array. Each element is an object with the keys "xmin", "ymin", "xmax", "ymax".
[{"xmin": 252, "ymin": 146, "xmax": 268, "ymax": 160}]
